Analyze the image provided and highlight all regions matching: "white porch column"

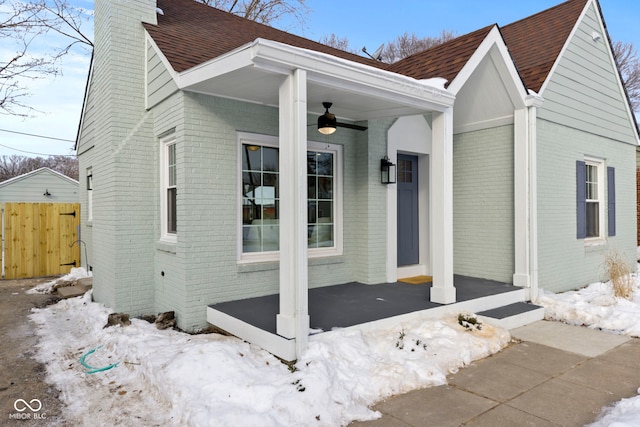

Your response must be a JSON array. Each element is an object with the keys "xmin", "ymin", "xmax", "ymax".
[
  {"xmin": 277, "ymin": 69, "xmax": 309, "ymax": 356},
  {"xmin": 430, "ymin": 109, "xmax": 456, "ymax": 304},
  {"xmin": 513, "ymin": 95, "xmax": 543, "ymax": 299},
  {"xmin": 526, "ymin": 95, "xmax": 543, "ymax": 301},
  {"xmin": 513, "ymin": 107, "xmax": 530, "ymax": 289}
]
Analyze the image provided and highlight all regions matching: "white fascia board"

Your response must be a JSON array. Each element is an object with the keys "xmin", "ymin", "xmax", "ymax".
[
  {"xmin": 177, "ymin": 42, "xmax": 257, "ymax": 89},
  {"xmin": 448, "ymin": 26, "xmax": 528, "ymax": 108},
  {"xmin": 538, "ymin": 1, "xmax": 589, "ymax": 96},
  {"xmin": 252, "ymin": 39, "xmax": 455, "ymax": 110},
  {"xmin": 176, "ymin": 38, "xmax": 455, "ymax": 113}
]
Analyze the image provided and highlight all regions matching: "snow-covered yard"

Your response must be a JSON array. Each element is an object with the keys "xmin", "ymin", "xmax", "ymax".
[
  {"xmin": 29, "ymin": 270, "xmax": 509, "ymax": 426},
  {"xmin": 28, "ymin": 262, "xmax": 640, "ymax": 426}
]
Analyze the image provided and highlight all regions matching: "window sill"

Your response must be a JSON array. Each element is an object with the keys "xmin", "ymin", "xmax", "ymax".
[
  {"xmin": 156, "ymin": 240, "xmax": 177, "ymax": 254},
  {"xmin": 584, "ymin": 238, "xmax": 606, "ymax": 250},
  {"xmin": 237, "ymin": 251, "xmax": 344, "ymax": 271}
]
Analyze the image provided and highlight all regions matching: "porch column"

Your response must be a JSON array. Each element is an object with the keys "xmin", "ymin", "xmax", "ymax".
[
  {"xmin": 513, "ymin": 107, "xmax": 530, "ymax": 289},
  {"xmin": 430, "ymin": 109, "xmax": 456, "ymax": 304},
  {"xmin": 277, "ymin": 69, "xmax": 310, "ymax": 356},
  {"xmin": 513, "ymin": 95, "xmax": 543, "ymax": 300}
]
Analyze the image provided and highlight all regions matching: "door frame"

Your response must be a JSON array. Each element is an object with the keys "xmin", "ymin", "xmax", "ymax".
[
  {"xmin": 397, "ymin": 154, "xmax": 419, "ymax": 267},
  {"xmin": 386, "ymin": 115, "xmax": 432, "ymax": 282}
]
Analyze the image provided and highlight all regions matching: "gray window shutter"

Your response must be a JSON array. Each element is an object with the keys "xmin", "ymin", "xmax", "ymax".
[
  {"xmin": 608, "ymin": 166, "xmax": 615, "ymax": 236},
  {"xmin": 576, "ymin": 160, "xmax": 586, "ymax": 239}
]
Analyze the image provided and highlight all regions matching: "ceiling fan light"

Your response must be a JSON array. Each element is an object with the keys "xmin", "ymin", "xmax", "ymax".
[{"xmin": 317, "ymin": 102, "xmax": 337, "ymax": 135}]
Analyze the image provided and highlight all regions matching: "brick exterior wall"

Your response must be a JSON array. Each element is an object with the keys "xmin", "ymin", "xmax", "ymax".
[
  {"xmin": 536, "ymin": 120, "xmax": 637, "ymax": 293},
  {"xmin": 452, "ymin": 125, "xmax": 515, "ymax": 283}
]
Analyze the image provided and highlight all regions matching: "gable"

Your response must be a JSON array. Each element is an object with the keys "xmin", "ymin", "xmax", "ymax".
[
  {"xmin": 0, "ymin": 168, "xmax": 78, "ymax": 203},
  {"xmin": 453, "ymin": 49, "xmax": 519, "ymax": 133},
  {"xmin": 146, "ymin": 36, "xmax": 179, "ymax": 109},
  {"xmin": 538, "ymin": 2, "xmax": 638, "ymax": 145}
]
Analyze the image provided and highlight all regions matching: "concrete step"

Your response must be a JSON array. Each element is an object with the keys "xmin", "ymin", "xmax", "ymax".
[{"xmin": 477, "ymin": 302, "xmax": 545, "ymax": 330}]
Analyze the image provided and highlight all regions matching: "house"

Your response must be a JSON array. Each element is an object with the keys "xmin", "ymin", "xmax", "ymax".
[
  {"xmin": 76, "ymin": 0, "xmax": 638, "ymax": 360},
  {"xmin": 0, "ymin": 167, "xmax": 78, "ymax": 203}
]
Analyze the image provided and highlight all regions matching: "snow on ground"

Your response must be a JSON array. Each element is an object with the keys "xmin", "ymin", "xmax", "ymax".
[
  {"xmin": 537, "ymin": 262, "xmax": 640, "ymax": 427},
  {"xmin": 27, "ymin": 267, "xmax": 92, "ymax": 294},
  {"xmin": 29, "ymin": 270, "xmax": 509, "ymax": 426}
]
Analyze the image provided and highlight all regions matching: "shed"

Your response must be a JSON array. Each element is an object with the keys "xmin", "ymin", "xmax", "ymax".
[{"xmin": 0, "ymin": 168, "xmax": 78, "ymax": 203}]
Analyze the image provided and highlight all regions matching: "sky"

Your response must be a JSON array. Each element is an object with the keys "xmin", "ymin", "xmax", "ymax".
[
  {"xmin": 25, "ymin": 261, "xmax": 640, "ymax": 425},
  {"xmin": 0, "ymin": 0, "xmax": 638, "ymax": 158}
]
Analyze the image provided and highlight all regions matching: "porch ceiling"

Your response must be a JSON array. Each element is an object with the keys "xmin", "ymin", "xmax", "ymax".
[{"xmin": 176, "ymin": 38, "xmax": 456, "ymax": 122}]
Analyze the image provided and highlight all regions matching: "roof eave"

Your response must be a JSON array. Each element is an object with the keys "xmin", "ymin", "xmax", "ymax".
[{"xmin": 176, "ymin": 38, "xmax": 456, "ymax": 118}]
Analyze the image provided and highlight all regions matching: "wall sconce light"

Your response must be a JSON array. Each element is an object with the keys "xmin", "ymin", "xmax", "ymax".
[
  {"xmin": 43, "ymin": 189, "xmax": 52, "ymax": 196},
  {"xmin": 380, "ymin": 156, "xmax": 396, "ymax": 184},
  {"xmin": 317, "ymin": 102, "xmax": 337, "ymax": 135}
]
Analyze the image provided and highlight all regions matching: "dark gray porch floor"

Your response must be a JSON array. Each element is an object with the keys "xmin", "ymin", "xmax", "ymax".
[{"xmin": 209, "ymin": 275, "xmax": 517, "ymax": 333}]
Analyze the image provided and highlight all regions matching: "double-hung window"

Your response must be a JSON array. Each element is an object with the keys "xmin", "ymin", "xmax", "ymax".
[
  {"xmin": 238, "ymin": 133, "xmax": 342, "ymax": 262},
  {"xmin": 161, "ymin": 135, "xmax": 177, "ymax": 241},
  {"xmin": 577, "ymin": 158, "xmax": 615, "ymax": 241},
  {"xmin": 584, "ymin": 162, "xmax": 601, "ymax": 238}
]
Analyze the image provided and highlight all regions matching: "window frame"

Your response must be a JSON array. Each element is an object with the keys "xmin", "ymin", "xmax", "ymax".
[
  {"xmin": 236, "ymin": 132, "xmax": 343, "ymax": 263},
  {"xmin": 160, "ymin": 134, "xmax": 177, "ymax": 243},
  {"xmin": 584, "ymin": 157, "xmax": 605, "ymax": 243},
  {"xmin": 86, "ymin": 168, "xmax": 93, "ymax": 223}
]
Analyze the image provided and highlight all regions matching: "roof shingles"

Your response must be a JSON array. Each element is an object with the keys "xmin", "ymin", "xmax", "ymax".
[
  {"xmin": 144, "ymin": 0, "xmax": 589, "ymax": 93},
  {"xmin": 144, "ymin": 0, "xmax": 384, "ymax": 73},
  {"xmin": 501, "ymin": 0, "xmax": 588, "ymax": 92}
]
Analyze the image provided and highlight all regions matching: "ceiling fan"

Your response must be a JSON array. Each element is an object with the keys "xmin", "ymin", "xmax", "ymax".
[{"xmin": 317, "ymin": 102, "xmax": 368, "ymax": 134}]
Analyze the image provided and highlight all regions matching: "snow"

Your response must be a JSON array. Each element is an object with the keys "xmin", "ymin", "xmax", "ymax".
[
  {"xmin": 27, "ymin": 267, "xmax": 92, "ymax": 294},
  {"xmin": 28, "ymin": 261, "xmax": 640, "ymax": 426},
  {"xmin": 29, "ymin": 269, "xmax": 509, "ymax": 426},
  {"xmin": 538, "ymin": 263, "xmax": 640, "ymax": 427}
]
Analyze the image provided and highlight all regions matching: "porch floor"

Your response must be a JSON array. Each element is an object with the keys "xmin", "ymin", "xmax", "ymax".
[{"xmin": 209, "ymin": 275, "xmax": 517, "ymax": 334}]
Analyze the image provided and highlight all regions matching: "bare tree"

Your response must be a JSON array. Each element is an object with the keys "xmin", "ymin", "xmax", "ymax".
[
  {"xmin": 612, "ymin": 41, "xmax": 640, "ymax": 112},
  {"xmin": 0, "ymin": 0, "xmax": 92, "ymax": 116},
  {"xmin": 381, "ymin": 30, "xmax": 457, "ymax": 64},
  {"xmin": 198, "ymin": 0, "xmax": 309, "ymax": 27},
  {"xmin": 319, "ymin": 33, "xmax": 354, "ymax": 53},
  {"xmin": 0, "ymin": 154, "xmax": 78, "ymax": 181}
]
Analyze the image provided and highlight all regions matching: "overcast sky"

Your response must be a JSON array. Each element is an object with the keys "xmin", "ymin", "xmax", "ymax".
[{"xmin": 0, "ymin": 0, "xmax": 637, "ymax": 158}]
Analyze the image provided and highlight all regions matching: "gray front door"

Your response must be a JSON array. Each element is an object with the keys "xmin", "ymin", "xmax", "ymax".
[{"xmin": 397, "ymin": 155, "xmax": 419, "ymax": 266}]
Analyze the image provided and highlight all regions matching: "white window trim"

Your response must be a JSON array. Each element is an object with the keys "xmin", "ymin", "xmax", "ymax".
[
  {"xmin": 86, "ymin": 168, "xmax": 93, "ymax": 223},
  {"xmin": 584, "ymin": 157, "xmax": 605, "ymax": 245},
  {"xmin": 236, "ymin": 132, "xmax": 343, "ymax": 263},
  {"xmin": 160, "ymin": 134, "xmax": 177, "ymax": 243}
]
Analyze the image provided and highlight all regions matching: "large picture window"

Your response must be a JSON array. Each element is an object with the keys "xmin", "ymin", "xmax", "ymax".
[{"xmin": 238, "ymin": 133, "xmax": 342, "ymax": 261}]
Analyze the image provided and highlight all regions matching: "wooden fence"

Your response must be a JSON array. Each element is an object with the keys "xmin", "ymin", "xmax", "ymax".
[{"xmin": 2, "ymin": 203, "xmax": 80, "ymax": 279}]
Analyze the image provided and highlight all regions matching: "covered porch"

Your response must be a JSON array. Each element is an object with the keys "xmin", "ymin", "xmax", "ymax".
[
  {"xmin": 208, "ymin": 276, "xmax": 543, "ymax": 361},
  {"xmin": 180, "ymin": 38, "xmax": 460, "ymax": 360}
]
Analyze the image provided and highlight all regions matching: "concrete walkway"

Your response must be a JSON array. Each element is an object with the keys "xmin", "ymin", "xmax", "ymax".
[{"xmin": 351, "ymin": 320, "xmax": 640, "ymax": 427}]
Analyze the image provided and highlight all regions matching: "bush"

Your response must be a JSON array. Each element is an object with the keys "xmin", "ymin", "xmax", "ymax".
[{"xmin": 603, "ymin": 249, "xmax": 634, "ymax": 300}]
